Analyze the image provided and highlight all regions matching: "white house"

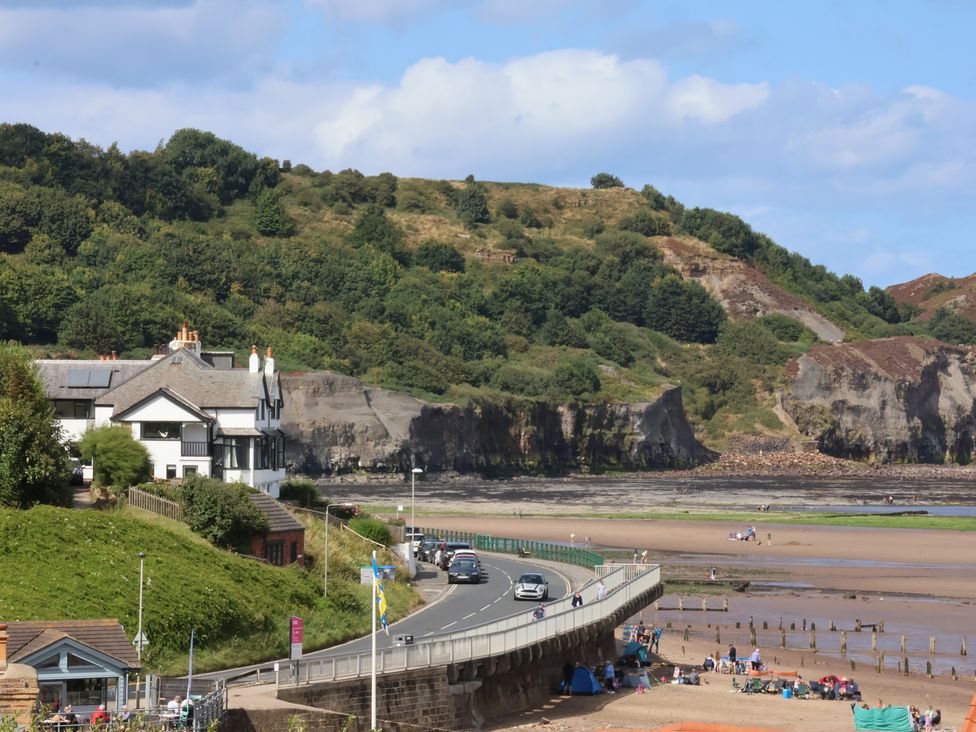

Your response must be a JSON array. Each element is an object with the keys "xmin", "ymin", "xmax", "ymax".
[{"xmin": 37, "ymin": 323, "xmax": 286, "ymax": 497}]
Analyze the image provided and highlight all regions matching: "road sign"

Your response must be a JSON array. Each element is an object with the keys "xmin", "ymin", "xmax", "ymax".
[
  {"xmin": 289, "ymin": 616, "xmax": 303, "ymax": 660},
  {"xmin": 133, "ymin": 632, "xmax": 149, "ymax": 648}
]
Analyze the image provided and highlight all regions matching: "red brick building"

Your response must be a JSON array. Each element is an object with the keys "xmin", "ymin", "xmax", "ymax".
[{"xmin": 248, "ymin": 493, "xmax": 305, "ymax": 566}]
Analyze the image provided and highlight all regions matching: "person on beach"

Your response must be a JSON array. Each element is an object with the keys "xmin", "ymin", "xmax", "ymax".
[
  {"xmin": 603, "ymin": 660, "xmax": 617, "ymax": 693},
  {"xmin": 749, "ymin": 648, "xmax": 762, "ymax": 671},
  {"xmin": 652, "ymin": 626, "xmax": 662, "ymax": 653},
  {"xmin": 636, "ymin": 621, "xmax": 647, "ymax": 643},
  {"xmin": 728, "ymin": 643, "xmax": 737, "ymax": 670}
]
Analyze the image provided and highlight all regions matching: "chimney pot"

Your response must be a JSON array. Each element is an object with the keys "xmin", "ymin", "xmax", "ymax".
[{"xmin": 0, "ymin": 621, "xmax": 8, "ymax": 670}]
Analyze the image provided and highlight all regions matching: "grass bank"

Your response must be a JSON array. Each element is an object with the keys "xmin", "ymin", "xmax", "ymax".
[{"xmin": 0, "ymin": 505, "xmax": 419, "ymax": 675}]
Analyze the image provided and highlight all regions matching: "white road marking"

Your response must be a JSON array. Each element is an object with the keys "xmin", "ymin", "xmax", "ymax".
[
  {"xmin": 463, "ymin": 612, "xmax": 476, "ymax": 619},
  {"xmin": 441, "ymin": 621, "xmax": 458, "ymax": 629},
  {"xmin": 479, "ymin": 604, "xmax": 491, "ymax": 611}
]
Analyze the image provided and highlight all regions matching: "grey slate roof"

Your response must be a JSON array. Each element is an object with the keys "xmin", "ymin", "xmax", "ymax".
[
  {"xmin": 5, "ymin": 619, "xmax": 140, "ymax": 669},
  {"xmin": 97, "ymin": 350, "xmax": 268, "ymax": 416},
  {"xmin": 249, "ymin": 493, "xmax": 304, "ymax": 533},
  {"xmin": 36, "ymin": 360, "xmax": 151, "ymax": 401}
]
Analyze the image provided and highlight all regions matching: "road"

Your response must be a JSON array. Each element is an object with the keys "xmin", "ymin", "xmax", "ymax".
[{"xmin": 197, "ymin": 553, "xmax": 569, "ymax": 683}]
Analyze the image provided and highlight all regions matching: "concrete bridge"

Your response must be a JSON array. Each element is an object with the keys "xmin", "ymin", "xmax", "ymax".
[{"xmin": 223, "ymin": 563, "xmax": 664, "ymax": 731}]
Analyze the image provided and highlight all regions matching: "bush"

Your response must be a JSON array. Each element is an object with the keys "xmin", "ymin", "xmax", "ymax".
[
  {"xmin": 550, "ymin": 358, "xmax": 601, "ymax": 399},
  {"xmin": 413, "ymin": 240, "xmax": 465, "ymax": 273},
  {"xmin": 678, "ymin": 207, "xmax": 758, "ymax": 259},
  {"xmin": 280, "ymin": 478, "xmax": 320, "ymax": 507},
  {"xmin": 716, "ymin": 321, "xmax": 790, "ymax": 365},
  {"xmin": 757, "ymin": 313, "xmax": 811, "ymax": 342},
  {"xmin": 591, "ymin": 172, "xmax": 624, "ymax": 189},
  {"xmin": 178, "ymin": 474, "xmax": 268, "ymax": 550},
  {"xmin": 77, "ymin": 425, "xmax": 151, "ymax": 494},
  {"xmin": 348, "ymin": 516, "xmax": 393, "ymax": 546}
]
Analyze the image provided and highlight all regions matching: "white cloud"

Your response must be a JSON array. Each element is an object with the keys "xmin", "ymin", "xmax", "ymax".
[
  {"xmin": 664, "ymin": 75, "xmax": 769, "ymax": 124},
  {"xmin": 0, "ymin": 0, "xmax": 282, "ymax": 85}
]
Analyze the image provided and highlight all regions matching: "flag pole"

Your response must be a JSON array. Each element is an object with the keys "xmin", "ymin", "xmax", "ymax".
[{"xmin": 371, "ymin": 552, "xmax": 378, "ymax": 731}]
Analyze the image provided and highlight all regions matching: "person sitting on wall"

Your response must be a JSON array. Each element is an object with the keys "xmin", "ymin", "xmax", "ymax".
[{"xmin": 90, "ymin": 704, "xmax": 111, "ymax": 726}]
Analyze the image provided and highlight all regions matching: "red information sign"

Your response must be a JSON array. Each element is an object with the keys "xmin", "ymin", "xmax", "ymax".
[{"xmin": 290, "ymin": 616, "xmax": 303, "ymax": 659}]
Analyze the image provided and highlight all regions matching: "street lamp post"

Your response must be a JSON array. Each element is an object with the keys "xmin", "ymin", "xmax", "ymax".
[
  {"xmin": 135, "ymin": 551, "xmax": 145, "ymax": 709},
  {"xmin": 323, "ymin": 504, "xmax": 332, "ymax": 596},
  {"xmin": 410, "ymin": 467, "xmax": 423, "ymax": 543}
]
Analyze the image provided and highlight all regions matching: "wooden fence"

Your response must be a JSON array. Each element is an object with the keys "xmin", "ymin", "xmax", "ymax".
[{"xmin": 129, "ymin": 487, "xmax": 184, "ymax": 522}]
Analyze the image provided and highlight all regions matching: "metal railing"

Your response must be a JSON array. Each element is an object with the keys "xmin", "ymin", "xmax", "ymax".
[
  {"xmin": 190, "ymin": 685, "xmax": 227, "ymax": 731},
  {"xmin": 253, "ymin": 562, "xmax": 659, "ymax": 687},
  {"xmin": 181, "ymin": 441, "xmax": 210, "ymax": 457},
  {"xmin": 422, "ymin": 528, "xmax": 605, "ymax": 569}
]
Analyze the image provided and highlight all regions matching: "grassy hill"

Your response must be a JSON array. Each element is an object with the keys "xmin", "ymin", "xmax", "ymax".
[
  {"xmin": 0, "ymin": 504, "xmax": 417, "ymax": 675},
  {"xmin": 1, "ymin": 123, "xmax": 965, "ymax": 451}
]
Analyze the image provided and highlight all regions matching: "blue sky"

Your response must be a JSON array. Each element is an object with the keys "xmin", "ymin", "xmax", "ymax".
[{"xmin": 1, "ymin": 0, "xmax": 974, "ymax": 287}]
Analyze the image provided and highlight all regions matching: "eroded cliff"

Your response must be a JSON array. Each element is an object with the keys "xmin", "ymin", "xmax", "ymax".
[
  {"xmin": 280, "ymin": 371, "xmax": 712, "ymax": 475},
  {"xmin": 784, "ymin": 336, "xmax": 976, "ymax": 463}
]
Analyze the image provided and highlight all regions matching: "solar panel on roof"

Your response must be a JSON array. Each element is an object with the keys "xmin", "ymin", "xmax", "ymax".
[
  {"xmin": 67, "ymin": 368, "xmax": 90, "ymax": 387},
  {"xmin": 87, "ymin": 370, "xmax": 112, "ymax": 388}
]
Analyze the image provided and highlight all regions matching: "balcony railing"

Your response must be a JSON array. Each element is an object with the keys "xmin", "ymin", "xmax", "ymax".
[{"xmin": 181, "ymin": 441, "xmax": 210, "ymax": 457}]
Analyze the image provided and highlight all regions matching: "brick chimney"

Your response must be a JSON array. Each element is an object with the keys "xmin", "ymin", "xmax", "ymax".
[{"xmin": 0, "ymin": 622, "xmax": 7, "ymax": 671}]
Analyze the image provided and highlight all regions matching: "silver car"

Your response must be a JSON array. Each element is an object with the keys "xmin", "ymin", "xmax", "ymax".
[{"xmin": 513, "ymin": 572, "xmax": 548, "ymax": 601}]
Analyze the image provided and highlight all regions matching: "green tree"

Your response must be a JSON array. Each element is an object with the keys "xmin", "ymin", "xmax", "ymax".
[
  {"xmin": 349, "ymin": 204, "xmax": 408, "ymax": 263},
  {"xmin": 929, "ymin": 308, "xmax": 976, "ymax": 345},
  {"xmin": 454, "ymin": 177, "xmax": 490, "ymax": 226},
  {"xmin": 78, "ymin": 425, "xmax": 151, "ymax": 492},
  {"xmin": 716, "ymin": 321, "xmax": 790, "ymax": 365},
  {"xmin": 0, "ymin": 342, "xmax": 70, "ymax": 507},
  {"xmin": 252, "ymin": 188, "xmax": 294, "ymax": 236},
  {"xmin": 678, "ymin": 207, "xmax": 759, "ymax": 259},
  {"xmin": 645, "ymin": 274, "xmax": 726, "ymax": 343},
  {"xmin": 550, "ymin": 358, "xmax": 601, "ymax": 399},
  {"xmin": 496, "ymin": 198, "xmax": 518, "ymax": 219},
  {"xmin": 178, "ymin": 474, "xmax": 268, "ymax": 550},
  {"xmin": 413, "ymin": 240, "xmax": 465, "ymax": 273},
  {"xmin": 862, "ymin": 286, "xmax": 901, "ymax": 324},
  {"xmin": 591, "ymin": 172, "xmax": 624, "ymax": 189}
]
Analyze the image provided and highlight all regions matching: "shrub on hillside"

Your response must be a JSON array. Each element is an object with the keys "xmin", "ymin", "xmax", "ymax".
[
  {"xmin": 549, "ymin": 358, "xmax": 601, "ymax": 400},
  {"xmin": 716, "ymin": 321, "xmax": 790, "ymax": 365},
  {"xmin": 591, "ymin": 172, "xmax": 624, "ymax": 189},
  {"xmin": 756, "ymin": 313, "xmax": 812, "ymax": 343},
  {"xmin": 348, "ymin": 516, "xmax": 392, "ymax": 546},
  {"xmin": 413, "ymin": 240, "xmax": 465, "ymax": 273},
  {"xmin": 280, "ymin": 478, "xmax": 321, "ymax": 508},
  {"xmin": 678, "ymin": 207, "xmax": 758, "ymax": 259},
  {"xmin": 178, "ymin": 474, "xmax": 268, "ymax": 550}
]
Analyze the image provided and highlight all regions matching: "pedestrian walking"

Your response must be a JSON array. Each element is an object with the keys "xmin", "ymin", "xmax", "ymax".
[
  {"xmin": 571, "ymin": 591, "xmax": 583, "ymax": 608},
  {"xmin": 651, "ymin": 626, "xmax": 662, "ymax": 653},
  {"xmin": 602, "ymin": 660, "xmax": 616, "ymax": 693},
  {"xmin": 596, "ymin": 579, "xmax": 607, "ymax": 601}
]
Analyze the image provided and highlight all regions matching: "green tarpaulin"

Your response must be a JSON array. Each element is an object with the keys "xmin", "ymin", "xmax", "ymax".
[{"xmin": 852, "ymin": 705, "xmax": 913, "ymax": 731}]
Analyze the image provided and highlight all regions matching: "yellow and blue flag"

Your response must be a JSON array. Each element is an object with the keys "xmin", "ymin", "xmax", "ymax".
[{"xmin": 371, "ymin": 551, "xmax": 389, "ymax": 634}]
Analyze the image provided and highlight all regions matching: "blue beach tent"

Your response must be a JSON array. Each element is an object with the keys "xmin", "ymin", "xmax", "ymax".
[{"xmin": 571, "ymin": 667, "xmax": 604, "ymax": 695}]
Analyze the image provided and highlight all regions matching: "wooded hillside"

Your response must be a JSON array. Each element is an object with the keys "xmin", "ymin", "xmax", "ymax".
[{"xmin": 0, "ymin": 124, "xmax": 960, "ymax": 447}]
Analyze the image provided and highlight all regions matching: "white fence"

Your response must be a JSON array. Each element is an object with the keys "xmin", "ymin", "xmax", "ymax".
[
  {"xmin": 254, "ymin": 562, "xmax": 660, "ymax": 687},
  {"xmin": 128, "ymin": 487, "xmax": 184, "ymax": 522}
]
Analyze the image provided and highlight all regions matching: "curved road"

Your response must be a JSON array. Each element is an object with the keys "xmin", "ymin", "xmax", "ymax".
[{"xmin": 198, "ymin": 553, "xmax": 569, "ymax": 683}]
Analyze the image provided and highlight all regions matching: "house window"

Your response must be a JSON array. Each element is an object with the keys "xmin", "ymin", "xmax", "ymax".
[
  {"xmin": 166, "ymin": 465, "xmax": 176, "ymax": 479},
  {"xmin": 142, "ymin": 422, "xmax": 182, "ymax": 440},
  {"xmin": 267, "ymin": 540, "xmax": 284, "ymax": 566},
  {"xmin": 53, "ymin": 400, "xmax": 93, "ymax": 419},
  {"xmin": 183, "ymin": 465, "xmax": 198, "ymax": 477},
  {"xmin": 277, "ymin": 436, "xmax": 285, "ymax": 469},
  {"xmin": 257, "ymin": 438, "xmax": 270, "ymax": 470},
  {"xmin": 66, "ymin": 678, "xmax": 106, "ymax": 707},
  {"xmin": 223, "ymin": 438, "xmax": 249, "ymax": 469},
  {"xmin": 270, "ymin": 438, "xmax": 277, "ymax": 470}
]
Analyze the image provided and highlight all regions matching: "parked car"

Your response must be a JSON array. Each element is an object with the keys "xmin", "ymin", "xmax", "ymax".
[
  {"xmin": 447, "ymin": 558, "xmax": 481, "ymax": 584},
  {"xmin": 404, "ymin": 527, "xmax": 424, "ymax": 555},
  {"xmin": 418, "ymin": 538, "xmax": 442, "ymax": 562},
  {"xmin": 438, "ymin": 541, "xmax": 472, "ymax": 570},
  {"xmin": 451, "ymin": 549, "xmax": 479, "ymax": 564},
  {"xmin": 513, "ymin": 572, "xmax": 548, "ymax": 601}
]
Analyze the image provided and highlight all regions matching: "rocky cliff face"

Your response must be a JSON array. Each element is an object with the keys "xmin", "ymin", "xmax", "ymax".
[
  {"xmin": 280, "ymin": 371, "xmax": 712, "ymax": 476},
  {"xmin": 655, "ymin": 237, "xmax": 845, "ymax": 343},
  {"xmin": 784, "ymin": 336, "xmax": 976, "ymax": 463},
  {"xmin": 887, "ymin": 272, "xmax": 976, "ymax": 321}
]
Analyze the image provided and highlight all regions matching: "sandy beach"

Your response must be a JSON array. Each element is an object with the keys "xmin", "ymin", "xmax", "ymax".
[{"xmin": 414, "ymin": 513, "xmax": 976, "ymax": 730}]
